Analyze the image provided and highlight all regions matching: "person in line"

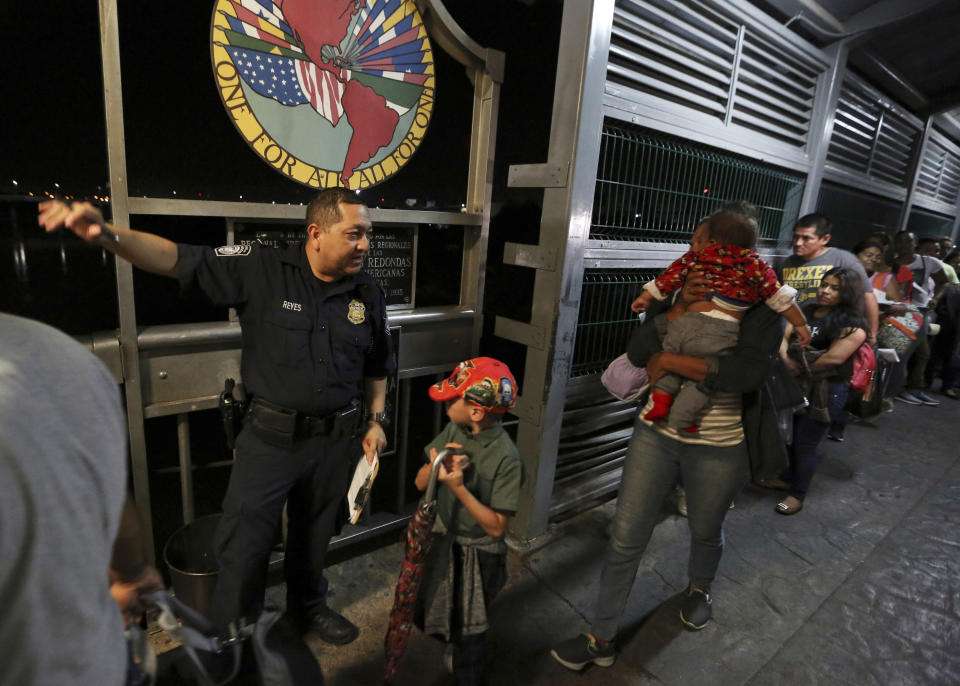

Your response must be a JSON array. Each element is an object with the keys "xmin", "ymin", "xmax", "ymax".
[
  {"xmin": 0, "ymin": 313, "xmax": 138, "ymax": 685},
  {"xmin": 926, "ymin": 280, "xmax": 960, "ymax": 400},
  {"xmin": 854, "ymin": 238, "xmax": 903, "ymax": 304},
  {"xmin": 766, "ymin": 268, "xmax": 867, "ymax": 515},
  {"xmin": 938, "ymin": 237, "xmax": 957, "ymax": 271},
  {"xmin": 944, "ymin": 248, "xmax": 960, "ymax": 275},
  {"xmin": 779, "ymin": 213, "xmax": 878, "ymax": 344},
  {"xmin": 38, "ymin": 190, "xmax": 395, "ymax": 645},
  {"xmin": 631, "ymin": 212, "xmax": 809, "ymax": 433},
  {"xmin": 823, "ymin": 239, "xmax": 893, "ymax": 441},
  {"xmin": 867, "ymin": 231, "xmax": 914, "ymax": 302},
  {"xmin": 919, "ymin": 236, "xmax": 959, "ymax": 284},
  {"xmin": 551, "ymin": 215, "xmax": 785, "ymax": 671},
  {"xmin": 414, "ymin": 358, "xmax": 522, "ymax": 685},
  {"xmin": 893, "ymin": 230, "xmax": 948, "ymax": 407}
]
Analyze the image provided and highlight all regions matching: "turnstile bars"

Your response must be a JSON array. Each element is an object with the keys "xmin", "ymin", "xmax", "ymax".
[
  {"xmin": 591, "ymin": 124, "xmax": 804, "ymax": 243},
  {"xmin": 571, "ymin": 269, "xmax": 657, "ymax": 377}
]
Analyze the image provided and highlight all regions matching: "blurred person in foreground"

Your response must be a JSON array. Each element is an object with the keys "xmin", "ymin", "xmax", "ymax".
[{"xmin": 0, "ymin": 313, "xmax": 160, "ymax": 685}]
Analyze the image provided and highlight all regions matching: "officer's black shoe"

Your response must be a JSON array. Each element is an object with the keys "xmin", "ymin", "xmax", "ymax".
[{"xmin": 305, "ymin": 606, "xmax": 359, "ymax": 645}]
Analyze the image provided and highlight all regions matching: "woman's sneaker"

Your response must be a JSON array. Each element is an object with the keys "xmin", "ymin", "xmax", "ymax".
[
  {"xmin": 680, "ymin": 586, "xmax": 712, "ymax": 630},
  {"xmin": 550, "ymin": 633, "xmax": 616, "ymax": 671}
]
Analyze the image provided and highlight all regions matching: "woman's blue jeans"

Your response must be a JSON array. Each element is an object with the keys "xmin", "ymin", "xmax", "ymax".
[
  {"xmin": 785, "ymin": 381, "xmax": 848, "ymax": 501},
  {"xmin": 590, "ymin": 420, "xmax": 749, "ymax": 641}
]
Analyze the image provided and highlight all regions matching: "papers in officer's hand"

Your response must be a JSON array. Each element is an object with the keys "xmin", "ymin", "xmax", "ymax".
[{"xmin": 347, "ymin": 453, "xmax": 379, "ymax": 525}]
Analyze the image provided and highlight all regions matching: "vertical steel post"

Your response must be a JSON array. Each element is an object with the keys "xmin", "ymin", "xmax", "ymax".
[
  {"xmin": 394, "ymin": 378, "xmax": 413, "ymax": 513},
  {"xmin": 504, "ymin": 0, "xmax": 615, "ymax": 539},
  {"xmin": 177, "ymin": 413, "xmax": 195, "ymax": 524},
  {"xmin": 799, "ymin": 41, "xmax": 850, "ymax": 217},
  {"xmin": 462, "ymin": 57, "xmax": 503, "ymax": 353},
  {"xmin": 723, "ymin": 25, "xmax": 746, "ymax": 128},
  {"xmin": 98, "ymin": 0, "xmax": 155, "ymax": 562},
  {"xmin": 897, "ymin": 118, "xmax": 935, "ymax": 233}
]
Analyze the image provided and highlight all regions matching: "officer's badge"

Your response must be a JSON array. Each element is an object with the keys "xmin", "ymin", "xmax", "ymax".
[
  {"xmin": 214, "ymin": 244, "xmax": 252, "ymax": 257},
  {"xmin": 347, "ymin": 299, "xmax": 366, "ymax": 325}
]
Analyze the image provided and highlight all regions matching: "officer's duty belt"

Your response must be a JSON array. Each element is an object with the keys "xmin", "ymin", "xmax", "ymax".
[{"xmin": 247, "ymin": 397, "xmax": 360, "ymax": 448}]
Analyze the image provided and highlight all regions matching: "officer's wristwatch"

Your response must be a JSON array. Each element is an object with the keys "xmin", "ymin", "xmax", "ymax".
[{"xmin": 366, "ymin": 411, "xmax": 388, "ymax": 425}]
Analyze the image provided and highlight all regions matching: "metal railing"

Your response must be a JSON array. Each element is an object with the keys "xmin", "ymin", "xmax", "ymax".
[{"xmin": 591, "ymin": 125, "xmax": 804, "ymax": 243}]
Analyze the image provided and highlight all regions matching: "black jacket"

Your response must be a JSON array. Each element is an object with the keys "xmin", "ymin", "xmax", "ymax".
[{"xmin": 626, "ymin": 299, "xmax": 787, "ymax": 479}]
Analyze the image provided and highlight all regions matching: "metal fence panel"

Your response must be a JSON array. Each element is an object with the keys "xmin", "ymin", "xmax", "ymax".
[
  {"xmin": 591, "ymin": 123, "xmax": 805, "ymax": 244},
  {"xmin": 571, "ymin": 268, "xmax": 658, "ymax": 377}
]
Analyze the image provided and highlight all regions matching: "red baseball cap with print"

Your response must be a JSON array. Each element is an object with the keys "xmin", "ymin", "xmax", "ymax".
[{"xmin": 428, "ymin": 357, "xmax": 518, "ymax": 413}]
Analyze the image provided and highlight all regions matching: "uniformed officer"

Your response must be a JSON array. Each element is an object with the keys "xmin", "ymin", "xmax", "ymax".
[{"xmin": 38, "ymin": 189, "xmax": 395, "ymax": 645}]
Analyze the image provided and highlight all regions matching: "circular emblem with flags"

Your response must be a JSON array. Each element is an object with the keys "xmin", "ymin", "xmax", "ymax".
[{"xmin": 211, "ymin": 0, "xmax": 435, "ymax": 190}]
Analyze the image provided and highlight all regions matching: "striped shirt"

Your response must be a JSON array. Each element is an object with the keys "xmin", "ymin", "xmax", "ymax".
[{"xmin": 638, "ymin": 390, "xmax": 744, "ymax": 446}]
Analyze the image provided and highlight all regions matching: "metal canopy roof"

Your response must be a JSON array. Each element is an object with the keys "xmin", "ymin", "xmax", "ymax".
[{"xmin": 752, "ymin": 0, "xmax": 960, "ymax": 121}]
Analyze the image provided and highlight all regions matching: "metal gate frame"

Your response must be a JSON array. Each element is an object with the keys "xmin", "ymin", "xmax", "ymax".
[{"xmin": 96, "ymin": 0, "xmax": 504, "ymax": 562}]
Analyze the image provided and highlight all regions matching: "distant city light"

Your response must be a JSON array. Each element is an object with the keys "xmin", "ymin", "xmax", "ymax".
[
  {"xmin": 11, "ymin": 179, "xmax": 17, "ymax": 186},
  {"xmin": 54, "ymin": 182, "xmax": 60, "ymax": 188},
  {"xmin": 239, "ymin": 194, "xmax": 243, "ymax": 199},
  {"xmin": 172, "ymin": 190, "xmax": 177, "ymax": 195}
]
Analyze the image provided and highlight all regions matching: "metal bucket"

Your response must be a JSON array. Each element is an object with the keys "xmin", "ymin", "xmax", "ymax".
[{"xmin": 163, "ymin": 513, "xmax": 221, "ymax": 618}]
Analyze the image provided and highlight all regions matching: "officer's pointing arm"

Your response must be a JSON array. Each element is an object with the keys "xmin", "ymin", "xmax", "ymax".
[{"xmin": 38, "ymin": 200, "xmax": 179, "ymax": 278}]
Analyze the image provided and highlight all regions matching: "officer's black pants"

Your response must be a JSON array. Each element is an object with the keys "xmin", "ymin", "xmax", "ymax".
[{"xmin": 209, "ymin": 425, "xmax": 354, "ymax": 629}]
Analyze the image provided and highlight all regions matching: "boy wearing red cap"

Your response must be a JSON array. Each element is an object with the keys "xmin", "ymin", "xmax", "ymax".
[{"xmin": 414, "ymin": 357, "xmax": 523, "ymax": 685}]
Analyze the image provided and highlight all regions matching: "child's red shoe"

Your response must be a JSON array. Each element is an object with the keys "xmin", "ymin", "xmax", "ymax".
[{"xmin": 643, "ymin": 391, "xmax": 674, "ymax": 422}]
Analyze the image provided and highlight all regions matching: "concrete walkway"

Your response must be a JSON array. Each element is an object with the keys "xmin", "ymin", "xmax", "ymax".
[{"xmin": 310, "ymin": 398, "xmax": 959, "ymax": 685}]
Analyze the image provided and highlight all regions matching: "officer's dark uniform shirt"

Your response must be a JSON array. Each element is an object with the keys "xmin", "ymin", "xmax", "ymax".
[{"xmin": 176, "ymin": 240, "xmax": 395, "ymax": 416}]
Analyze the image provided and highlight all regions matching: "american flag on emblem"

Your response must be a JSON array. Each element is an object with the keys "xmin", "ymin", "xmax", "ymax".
[
  {"xmin": 296, "ymin": 61, "xmax": 346, "ymax": 126},
  {"xmin": 222, "ymin": 47, "xmax": 315, "ymax": 108},
  {"xmin": 214, "ymin": 0, "xmax": 431, "ymax": 125}
]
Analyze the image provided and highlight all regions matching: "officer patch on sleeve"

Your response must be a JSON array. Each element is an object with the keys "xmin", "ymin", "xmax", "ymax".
[
  {"xmin": 214, "ymin": 245, "xmax": 252, "ymax": 257},
  {"xmin": 347, "ymin": 299, "xmax": 366, "ymax": 324}
]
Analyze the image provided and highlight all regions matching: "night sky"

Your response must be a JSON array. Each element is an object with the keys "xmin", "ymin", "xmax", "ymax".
[
  {"xmin": 1, "ymin": 1, "xmax": 560, "ymax": 209},
  {"xmin": 1, "ymin": 0, "xmax": 557, "ymax": 339}
]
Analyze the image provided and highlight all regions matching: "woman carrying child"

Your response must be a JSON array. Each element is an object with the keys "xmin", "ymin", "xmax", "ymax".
[
  {"xmin": 551, "ymin": 211, "xmax": 791, "ymax": 671},
  {"xmin": 630, "ymin": 212, "xmax": 810, "ymax": 432}
]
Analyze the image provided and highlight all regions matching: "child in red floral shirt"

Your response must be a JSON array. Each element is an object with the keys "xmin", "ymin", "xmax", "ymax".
[{"xmin": 631, "ymin": 212, "xmax": 810, "ymax": 432}]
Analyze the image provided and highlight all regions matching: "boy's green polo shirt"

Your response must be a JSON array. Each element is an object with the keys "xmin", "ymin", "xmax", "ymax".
[{"xmin": 425, "ymin": 421, "xmax": 523, "ymax": 538}]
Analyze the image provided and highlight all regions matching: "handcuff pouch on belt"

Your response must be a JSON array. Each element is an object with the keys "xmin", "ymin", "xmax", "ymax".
[{"xmin": 248, "ymin": 396, "xmax": 361, "ymax": 449}]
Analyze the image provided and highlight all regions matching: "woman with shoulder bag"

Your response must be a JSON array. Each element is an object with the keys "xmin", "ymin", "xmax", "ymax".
[{"xmin": 764, "ymin": 268, "xmax": 868, "ymax": 515}]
